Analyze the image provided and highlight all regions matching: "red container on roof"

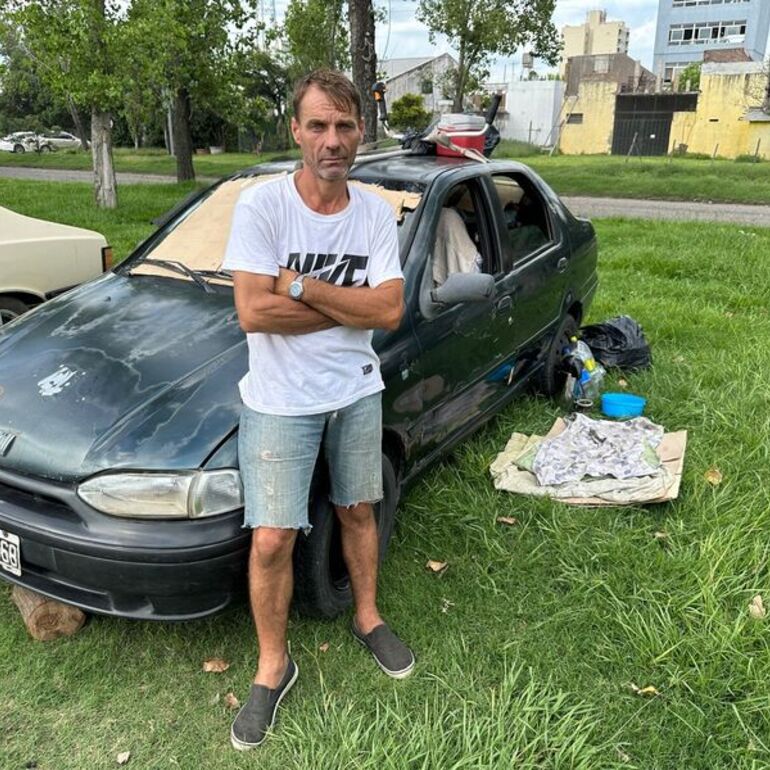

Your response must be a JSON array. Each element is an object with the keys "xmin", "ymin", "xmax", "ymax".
[{"xmin": 435, "ymin": 114, "xmax": 486, "ymax": 157}]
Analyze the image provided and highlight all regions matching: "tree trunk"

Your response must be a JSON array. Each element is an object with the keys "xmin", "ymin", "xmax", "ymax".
[
  {"xmin": 453, "ymin": 43, "xmax": 466, "ymax": 112},
  {"xmin": 67, "ymin": 98, "xmax": 90, "ymax": 150},
  {"xmin": 349, "ymin": 0, "xmax": 378, "ymax": 142},
  {"xmin": 172, "ymin": 87, "xmax": 195, "ymax": 182},
  {"xmin": 91, "ymin": 108, "xmax": 118, "ymax": 209}
]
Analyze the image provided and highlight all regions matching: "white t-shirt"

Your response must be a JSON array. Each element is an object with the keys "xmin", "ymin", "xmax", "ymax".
[{"xmin": 222, "ymin": 173, "xmax": 404, "ymax": 416}]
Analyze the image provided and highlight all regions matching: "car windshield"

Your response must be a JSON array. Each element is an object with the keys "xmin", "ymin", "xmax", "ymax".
[{"xmin": 126, "ymin": 173, "xmax": 423, "ymax": 281}]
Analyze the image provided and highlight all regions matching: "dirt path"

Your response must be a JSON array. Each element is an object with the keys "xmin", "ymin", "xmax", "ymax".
[
  {"xmin": 0, "ymin": 166, "xmax": 218, "ymax": 185},
  {"xmin": 3, "ymin": 165, "xmax": 770, "ymax": 227},
  {"xmin": 562, "ymin": 195, "xmax": 770, "ymax": 228}
]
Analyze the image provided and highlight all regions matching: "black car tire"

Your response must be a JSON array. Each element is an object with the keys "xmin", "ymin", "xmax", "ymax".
[
  {"xmin": 39, "ymin": 144, "xmax": 52, "ymax": 153},
  {"xmin": 537, "ymin": 313, "xmax": 578, "ymax": 398},
  {"xmin": 0, "ymin": 296, "xmax": 29, "ymax": 326},
  {"xmin": 12, "ymin": 144, "xmax": 25, "ymax": 154},
  {"xmin": 293, "ymin": 453, "xmax": 399, "ymax": 619}
]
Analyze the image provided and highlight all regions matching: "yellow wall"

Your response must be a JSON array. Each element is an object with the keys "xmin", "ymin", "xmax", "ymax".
[
  {"xmin": 684, "ymin": 68, "xmax": 770, "ymax": 159},
  {"xmin": 670, "ymin": 111, "xmax": 698, "ymax": 154},
  {"xmin": 559, "ymin": 81, "xmax": 617, "ymax": 155},
  {"xmin": 558, "ymin": 66, "xmax": 770, "ymax": 158}
]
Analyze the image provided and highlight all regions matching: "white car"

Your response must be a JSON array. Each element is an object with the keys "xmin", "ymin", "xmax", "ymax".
[
  {"xmin": 0, "ymin": 132, "xmax": 54, "ymax": 154},
  {"xmin": 41, "ymin": 131, "xmax": 88, "ymax": 151},
  {"xmin": 0, "ymin": 206, "xmax": 111, "ymax": 325}
]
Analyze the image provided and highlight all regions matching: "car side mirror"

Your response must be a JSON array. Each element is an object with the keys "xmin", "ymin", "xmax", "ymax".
[{"xmin": 431, "ymin": 272, "xmax": 495, "ymax": 306}]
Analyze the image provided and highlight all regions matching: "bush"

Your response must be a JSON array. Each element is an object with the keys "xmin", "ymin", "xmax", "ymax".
[
  {"xmin": 735, "ymin": 153, "xmax": 763, "ymax": 164},
  {"xmin": 389, "ymin": 93, "xmax": 432, "ymax": 132}
]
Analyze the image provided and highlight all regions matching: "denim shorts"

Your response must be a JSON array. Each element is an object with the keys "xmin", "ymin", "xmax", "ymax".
[{"xmin": 238, "ymin": 392, "xmax": 383, "ymax": 532}]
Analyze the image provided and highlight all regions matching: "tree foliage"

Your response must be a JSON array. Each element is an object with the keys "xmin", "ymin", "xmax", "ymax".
[
  {"xmin": 389, "ymin": 93, "xmax": 432, "ymax": 131},
  {"xmin": 283, "ymin": 0, "xmax": 349, "ymax": 77},
  {"xmin": 416, "ymin": 0, "xmax": 559, "ymax": 110},
  {"xmin": 677, "ymin": 62, "xmax": 701, "ymax": 93},
  {"xmin": 5, "ymin": 0, "xmax": 127, "ymax": 206},
  {"xmin": 0, "ymin": 20, "xmax": 70, "ymax": 135}
]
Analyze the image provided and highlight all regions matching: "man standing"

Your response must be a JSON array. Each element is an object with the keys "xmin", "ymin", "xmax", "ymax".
[{"xmin": 223, "ymin": 69, "xmax": 414, "ymax": 751}]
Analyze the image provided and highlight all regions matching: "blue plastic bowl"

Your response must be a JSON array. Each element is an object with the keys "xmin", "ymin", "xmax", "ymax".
[{"xmin": 600, "ymin": 392, "xmax": 647, "ymax": 419}]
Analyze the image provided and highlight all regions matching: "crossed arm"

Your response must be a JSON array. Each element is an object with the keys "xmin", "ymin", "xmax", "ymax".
[{"xmin": 232, "ymin": 269, "xmax": 404, "ymax": 335}]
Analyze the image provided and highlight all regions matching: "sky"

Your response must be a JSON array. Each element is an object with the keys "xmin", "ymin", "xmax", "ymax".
[{"xmin": 372, "ymin": 0, "xmax": 661, "ymax": 79}]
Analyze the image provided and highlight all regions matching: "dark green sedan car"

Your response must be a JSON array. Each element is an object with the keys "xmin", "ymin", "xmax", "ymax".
[{"xmin": 0, "ymin": 155, "xmax": 597, "ymax": 620}]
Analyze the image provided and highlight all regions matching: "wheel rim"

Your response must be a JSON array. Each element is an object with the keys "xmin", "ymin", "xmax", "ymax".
[{"xmin": 0, "ymin": 309, "xmax": 20, "ymax": 326}]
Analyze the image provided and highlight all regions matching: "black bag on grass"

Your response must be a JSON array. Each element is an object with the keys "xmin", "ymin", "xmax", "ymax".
[{"xmin": 580, "ymin": 315, "xmax": 652, "ymax": 371}]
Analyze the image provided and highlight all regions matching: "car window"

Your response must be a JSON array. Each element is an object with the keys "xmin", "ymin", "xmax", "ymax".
[
  {"xmin": 489, "ymin": 174, "xmax": 552, "ymax": 263},
  {"xmin": 430, "ymin": 180, "xmax": 495, "ymax": 288}
]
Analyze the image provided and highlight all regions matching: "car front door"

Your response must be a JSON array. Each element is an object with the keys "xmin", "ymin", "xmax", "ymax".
[{"xmin": 403, "ymin": 173, "xmax": 514, "ymax": 465}]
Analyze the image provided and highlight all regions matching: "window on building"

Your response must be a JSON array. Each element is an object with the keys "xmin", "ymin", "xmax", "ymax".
[
  {"xmin": 567, "ymin": 113, "xmax": 584, "ymax": 124},
  {"xmin": 672, "ymin": 0, "xmax": 749, "ymax": 6},
  {"xmin": 667, "ymin": 19, "xmax": 747, "ymax": 46}
]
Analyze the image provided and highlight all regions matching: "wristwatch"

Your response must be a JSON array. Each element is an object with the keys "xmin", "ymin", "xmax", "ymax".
[{"xmin": 288, "ymin": 273, "xmax": 306, "ymax": 301}]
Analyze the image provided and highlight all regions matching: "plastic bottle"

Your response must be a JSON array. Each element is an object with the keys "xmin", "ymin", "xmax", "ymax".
[{"xmin": 568, "ymin": 336, "xmax": 605, "ymax": 399}]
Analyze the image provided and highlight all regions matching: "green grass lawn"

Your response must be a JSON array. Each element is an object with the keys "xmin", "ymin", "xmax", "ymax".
[
  {"xmin": 5, "ymin": 144, "xmax": 770, "ymax": 204},
  {"xmin": 1, "ymin": 182, "xmax": 770, "ymax": 768}
]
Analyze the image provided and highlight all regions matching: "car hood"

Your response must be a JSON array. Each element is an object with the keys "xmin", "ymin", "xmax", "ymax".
[{"xmin": 0, "ymin": 273, "xmax": 246, "ymax": 482}]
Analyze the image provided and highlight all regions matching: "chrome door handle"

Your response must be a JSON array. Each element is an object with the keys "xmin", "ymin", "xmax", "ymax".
[{"xmin": 557, "ymin": 257, "xmax": 569, "ymax": 273}]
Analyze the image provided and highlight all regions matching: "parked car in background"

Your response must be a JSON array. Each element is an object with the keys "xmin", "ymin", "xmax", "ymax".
[
  {"xmin": 0, "ymin": 132, "xmax": 47, "ymax": 154},
  {"xmin": 0, "ymin": 156, "xmax": 597, "ymax": 622},
  {"xmin": 41, "ymin": 131, "xmax": 88, "ymax": 151},
  {"xmin": 0, "ymin": 205, "xmax": 111, "ymax": 324}
]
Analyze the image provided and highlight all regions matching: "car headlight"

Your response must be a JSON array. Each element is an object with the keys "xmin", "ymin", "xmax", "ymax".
[{"xmin": 76, "ymin": 470, "xmax": 243, "ymax": 519}]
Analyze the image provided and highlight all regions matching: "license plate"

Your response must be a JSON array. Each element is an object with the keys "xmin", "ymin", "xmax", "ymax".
[{"xmin": 0, "ymin": 529, "xmax": 21, "ymax": 577}]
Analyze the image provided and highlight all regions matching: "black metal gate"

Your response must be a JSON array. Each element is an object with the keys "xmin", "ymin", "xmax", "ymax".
[{"xmin": 612, "ymin": 93, "xmax": 698, "ymax": 156}]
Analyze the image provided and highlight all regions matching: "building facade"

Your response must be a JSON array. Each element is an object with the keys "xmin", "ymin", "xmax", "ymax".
[
  {"xmin": 485, "ymin": 80, "xmax": 565, "ymax": 147},
  {"xmin": 559, "ymin": 61, "xmax": 770, "ymax": 160},
  {"xmin": 380, "ymin": 54, "xmax": 457, "ymax": 115},
  {"xmin": 653, "ymin": 0, "xmax": 770, "ymax": 84},
  {"xmin": 560, "ymin": 10, "xmax": 630, "ymax": 76}
]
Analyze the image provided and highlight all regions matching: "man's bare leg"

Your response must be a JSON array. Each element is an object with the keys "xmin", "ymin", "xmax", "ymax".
[
  {"xmin": 248, "ymin": 527, "xmax": 298, "ymax": 687},
  {"xmin": 334, "ymin": 502, "xmax": 383, "ymax": 634}
]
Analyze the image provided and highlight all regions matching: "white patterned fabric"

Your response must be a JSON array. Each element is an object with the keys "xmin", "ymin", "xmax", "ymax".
[{"xmin": 531, "ymin": 414, "xmax": 663, "ymax": 486}]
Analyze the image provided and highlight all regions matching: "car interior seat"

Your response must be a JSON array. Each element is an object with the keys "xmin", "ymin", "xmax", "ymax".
[{"xmin": 432, "ymin": 186, "xmax": 483, "ymax": 286}]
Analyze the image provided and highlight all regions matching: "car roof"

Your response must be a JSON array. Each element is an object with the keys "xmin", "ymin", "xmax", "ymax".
[{"xmin": 236, "ymin": 154, "xmax": 535, "ymax": 187}]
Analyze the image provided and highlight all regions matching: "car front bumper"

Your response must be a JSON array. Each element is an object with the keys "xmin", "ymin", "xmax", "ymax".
[{"xmin": 0, "ymin": 467, "xmax": 250, "ymax": 620}]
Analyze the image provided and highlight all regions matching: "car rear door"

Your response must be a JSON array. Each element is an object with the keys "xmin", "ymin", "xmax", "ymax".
[{"xmin": 479, "ymin": 170, "xmax": 567, "ymax": 380}]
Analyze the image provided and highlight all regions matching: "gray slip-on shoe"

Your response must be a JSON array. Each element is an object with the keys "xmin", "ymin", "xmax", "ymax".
[
  {"xmin": 352, "ymin": 620, "xmax": 415, "ymax": 679},
  {"xmin": 230, "ymin": 658, "xmax": 298, "ymax": 750}
]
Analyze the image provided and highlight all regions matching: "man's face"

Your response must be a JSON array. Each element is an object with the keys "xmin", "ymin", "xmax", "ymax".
[{"xmin": 291, "ymin": 86, "xmax": 364, "ymax": 181}]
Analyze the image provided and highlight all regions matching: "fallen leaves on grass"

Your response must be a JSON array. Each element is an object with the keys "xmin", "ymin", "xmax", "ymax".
[
  {"xmin": 319, "ymin": 642, "xmax": 330, "ymax": 653},
  {"xmin": 749, "ymin": 595, "xmax": 766, "ymax": 620},
  {"xmin": 224, "ymin": 692, "xmax": 240, "ymax": 710},
  {"xmin": 653, "ymin": 531, "xmax": 668, "ymax": 541},
  {"xmin": 202, "ymin": 658, "xmax": 230, "ymax": 673},
  {"xmin": 117, "ymin": 751, "xmax": 131, "ymax": 765},
  {"xmin": 704, "ymin": 467, "xmax": 723, "ymax": 486},
  {"xmin": 441, "ymin": 598, "xmax": 455, "ymax": 614},
  {"xmin": 629, "ymin": 683, "xmax": 659, "ymax": 697},
  {"xmin": 496, "ymin": 516, "xmax": 518, "ymax": 527},
  {"xmin": 618, "ymin": 379, "xmax": 629, "ymax": 389},
  {"xmin": 426, "ymin": 559, "xmax": 448, "ymax": 575}
]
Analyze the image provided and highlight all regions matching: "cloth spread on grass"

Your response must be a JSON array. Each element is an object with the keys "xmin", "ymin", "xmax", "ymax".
[
  {"xmin": 531, "ymin": 413, "xmax": 663, "ymax": 486},
  {"xmin": 490, "ymin": 417, "xmax": 687, "ymax": 506}
]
